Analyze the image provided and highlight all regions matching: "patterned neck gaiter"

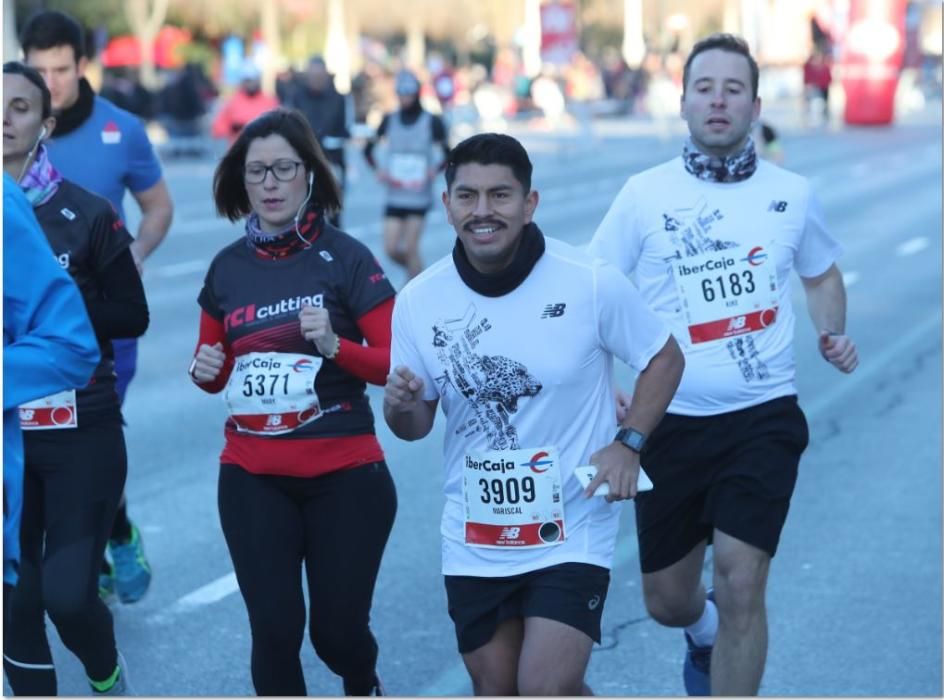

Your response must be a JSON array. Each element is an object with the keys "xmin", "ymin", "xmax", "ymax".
[
  {"xmin": 20, "ymin": 144, "xmax": 64, "ymax": 207},
  {"xmin": 244, "ymin": 207, "xmax": 322, "ymax": 259},
  {"xmin": 683, "ymin": 137, "xmax": 757, "ymax": 183}
]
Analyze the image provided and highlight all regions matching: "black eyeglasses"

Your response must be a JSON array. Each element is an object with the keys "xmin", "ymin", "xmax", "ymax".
[{"xmin": 244, "ymin": 159, "xmax": 304, "ymax": 184}]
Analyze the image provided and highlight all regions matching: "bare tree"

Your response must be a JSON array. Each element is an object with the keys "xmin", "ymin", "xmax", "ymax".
[{"xmin": 125, "ymin": 0, "xmax": 169, "ymax": 88}]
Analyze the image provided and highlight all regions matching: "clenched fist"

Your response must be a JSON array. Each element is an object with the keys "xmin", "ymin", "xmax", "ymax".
[
  {"xmin": 299, "ymin": 304, "xmax": 339, "ymax": 357},
  {"xmin": 190, "ymin": 342, "xmax": 226, "ymax": 383}
]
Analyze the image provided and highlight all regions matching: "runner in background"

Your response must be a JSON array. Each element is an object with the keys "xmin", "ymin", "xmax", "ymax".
[
  {"xmin": 363, "ymin": 70, "xmax": 449, "ymax": 282},
  {"xmin": 283, "ymin": 55, "xmax": 351, "ymax": 228}
]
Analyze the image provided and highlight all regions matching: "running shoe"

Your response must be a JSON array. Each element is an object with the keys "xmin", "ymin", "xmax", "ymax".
[
  {"xmin": 109, "ymin": 523, "xmax": 151, "ymax": 604},
  {"xmin": 91, "ymin": 650, "xmax": 133, "ymax": 695},
  {"xmin": 682, "ymin": 588, "xmax": 715, "ymax": 696}
]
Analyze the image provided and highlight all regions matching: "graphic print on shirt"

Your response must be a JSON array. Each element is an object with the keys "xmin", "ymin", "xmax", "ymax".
[
  {"xmin": 726, "ymin": 334, "xmax": 770, "ymax": 383},
  {"xmin": 664, "ymin": 197, "xmax": 778, "ymax": 381},
  {"xmin": 431, "ymin": 304, "xmax": 542, "ymax": 450},
  {"xmin": 661, "ymin": 196, "xmax": 736, "ymax": 262}
]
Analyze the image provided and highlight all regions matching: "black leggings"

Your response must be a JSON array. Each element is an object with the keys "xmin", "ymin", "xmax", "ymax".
[
  {"xmin": 3, "ymin": 414, "xmax": 126, "ymax": 695},
  {"xmin": 219, "ymin": 460, "xmax": 397, "ymax": 696}
]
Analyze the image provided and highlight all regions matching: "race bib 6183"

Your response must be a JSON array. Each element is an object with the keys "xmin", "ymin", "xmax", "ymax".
[{"xmin": 672, "ymin": 244, "xmax": 779, "ymax": 344}]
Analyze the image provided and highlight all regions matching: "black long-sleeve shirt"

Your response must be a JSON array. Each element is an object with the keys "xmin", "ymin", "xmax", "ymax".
[{"xmin": 33, "ymin": 180, "xmax": 149, "ymax": 415}]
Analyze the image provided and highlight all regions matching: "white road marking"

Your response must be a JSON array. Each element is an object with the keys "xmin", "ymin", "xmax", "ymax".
[
  {"xmin": 146, "ymin": 572, "xmax": 238, "ymax": 625},
  {"xmin": 896, "ymin": 236, "xmax": 929, "ymax": 256}
]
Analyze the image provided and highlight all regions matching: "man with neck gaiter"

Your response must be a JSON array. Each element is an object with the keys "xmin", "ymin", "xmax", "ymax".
[
  {"xmin": 21, "ymin": 8, "xmax": 174, "ymax": 607},
  {"xmin": 384, "ymin": 132, "xmax": 684, "ymax": 695},
  {"xmin": 589, "ymin": 33, "xmax": 858, "ymax": 696}
]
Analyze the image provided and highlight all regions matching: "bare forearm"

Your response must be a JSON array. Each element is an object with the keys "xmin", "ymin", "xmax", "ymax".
[
  {"xmin": 803, "ymin": 265, "xmax": 847, "ymax": 334},
  {"xmin": 384, "ymin": 401, "xmax": 437, "ymax": 441},
  {"xmin": 134, "ymin": 208, "xmax": 173, "ymax": 259},
  {"xmin": 623, "ymin": 336, "xmax": 684, "ymax": 434}
]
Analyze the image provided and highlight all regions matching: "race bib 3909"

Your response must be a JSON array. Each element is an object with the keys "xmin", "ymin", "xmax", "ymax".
[{"xmin": 462, "ymin": 446, "xmax": 565, "ymax": 548}]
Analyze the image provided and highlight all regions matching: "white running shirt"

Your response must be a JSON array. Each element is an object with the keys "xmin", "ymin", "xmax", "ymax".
[
  {"xmin": 589, "ymin": 157, "xmax": 842, "ymax": 416},
  {"xmin": 391, "ymin": 237, "xmax": 670, "ymax": 577}
]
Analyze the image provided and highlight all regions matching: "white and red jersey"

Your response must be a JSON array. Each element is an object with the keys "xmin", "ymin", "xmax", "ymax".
[
  {"xmin": 391, "ymin": 235, "xmax": 670, "ymax": 577},
  {"xmin": 589, "ymin": 157, "xmax": 841, "ymax": 416}
]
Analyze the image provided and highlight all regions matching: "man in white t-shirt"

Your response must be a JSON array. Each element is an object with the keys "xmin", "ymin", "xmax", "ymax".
[
  {"xmin": 588, "ymin": 34, "xmax": 858, "ymax": 697},
  {"xmin": 384, "ymin": 132, "xmax": 684, "ymax": 695}
]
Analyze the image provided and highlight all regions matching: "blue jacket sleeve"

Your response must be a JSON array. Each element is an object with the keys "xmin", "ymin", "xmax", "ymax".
[{"xmin": 2, "ymin": 175, "xmax": 100, "ymax": 410}]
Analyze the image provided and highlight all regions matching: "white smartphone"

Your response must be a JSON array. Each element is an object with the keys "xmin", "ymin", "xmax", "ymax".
[{"xmin": 574, "ymin": 464, "xmax": 653, "ymax": 497}]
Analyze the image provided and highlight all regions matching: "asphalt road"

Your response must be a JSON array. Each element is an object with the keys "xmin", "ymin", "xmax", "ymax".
[{"xmin": 23, "ymin": 106, "xmax": 942, "ymax": 696}]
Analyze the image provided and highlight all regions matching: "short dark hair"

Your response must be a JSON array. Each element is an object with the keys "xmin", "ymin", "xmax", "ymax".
[
  {"xmin": 213, "ymin": 108, "xmax": 342, "ymax": 221},
  {"xmin": 683, "ymin": 33, "xmax": 759, "ymax": 99},
  {"xmin": 20, "ymin": 10, "xmax": 86, "ymax": 63},
  {"xmin": 444, "ymin": 133, "xmax": 532, "ymax": 192},
  {"xmin": 3, "ymin": 61, "xmax": 52, "ymax": 119}
]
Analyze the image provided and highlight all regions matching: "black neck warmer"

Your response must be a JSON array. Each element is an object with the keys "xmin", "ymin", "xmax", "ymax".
[
  {"xmin": 398, "ymin": 99, "xmax": 424, "ymax": 125},
  {"xmin": 52, "ymin": 78, "xmax": 96, "ymax": 137},
  {"xmin": 452, "ymin": 222, "xmax": 546, "ymax": 297}
]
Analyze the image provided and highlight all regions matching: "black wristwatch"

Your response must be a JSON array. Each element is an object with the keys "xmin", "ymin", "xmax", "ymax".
[{"xmin": 614, "ymin": 427, "xmax": 646, "ymax": 453}]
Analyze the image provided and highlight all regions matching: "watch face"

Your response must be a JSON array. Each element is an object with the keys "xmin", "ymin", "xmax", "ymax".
[{"xmin": 617, "ymin": 428, "xmax": 645, "ymax": 451}]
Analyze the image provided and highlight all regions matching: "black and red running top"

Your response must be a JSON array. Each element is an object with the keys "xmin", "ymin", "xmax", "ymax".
[{"xmin": 194, "ymin": 214, "xmax": 396, "ymax": 478}]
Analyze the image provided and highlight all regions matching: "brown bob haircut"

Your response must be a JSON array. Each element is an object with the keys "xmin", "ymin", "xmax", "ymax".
[{"xmin": 213, "ymin": 107, "xmax": 341, "ymax": 221}]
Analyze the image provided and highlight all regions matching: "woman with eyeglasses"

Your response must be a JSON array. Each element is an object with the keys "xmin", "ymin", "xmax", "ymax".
[{"xmin": 189, "ymin": 108, "xmax": 396, "ymax": 696}]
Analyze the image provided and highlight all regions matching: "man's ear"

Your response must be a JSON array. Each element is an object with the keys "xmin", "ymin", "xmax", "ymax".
[
  {"xmin": 524, "ymin": 189, "xmax": 539, "ymax": 224},
  {"xmin": 441, "ymin": 189, "xmax": 454, "ymax": 226}
]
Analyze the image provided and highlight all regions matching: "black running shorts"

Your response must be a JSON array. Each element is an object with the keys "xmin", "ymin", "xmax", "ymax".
[
  {"xmin": 384, "ymin": 205, "xmax": 428, "ymax": 219},
  {"xmin": 635, "ymin": 394, "xmax": 809, "ymax": 573},
  {"xmin": 444, "ymin": 562, "xmax": 610, "ymax": 654}
]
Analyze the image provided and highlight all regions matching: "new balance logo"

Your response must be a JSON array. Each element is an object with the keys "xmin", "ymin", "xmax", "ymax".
[
  {"xmin": 727, "ymin": 316, "xmax": 746, "ymax": 331},
  {"xmin": 20, "ymin": 409, "xmax": 35, "ymax": 421},
  {"xmin": 768, "ymin": 200, "xmax": 788, "ymax": 212},
  {"xmin": 266, "ymin": 414, "xmax": 283, "ymax": 427},
  {"xmin": 499, "ymin": 527, "xmax": 521, "ymax": 539},
  {"xmin": 541, "ymin": 303, "xmax": 566, "ymax": 318}
]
